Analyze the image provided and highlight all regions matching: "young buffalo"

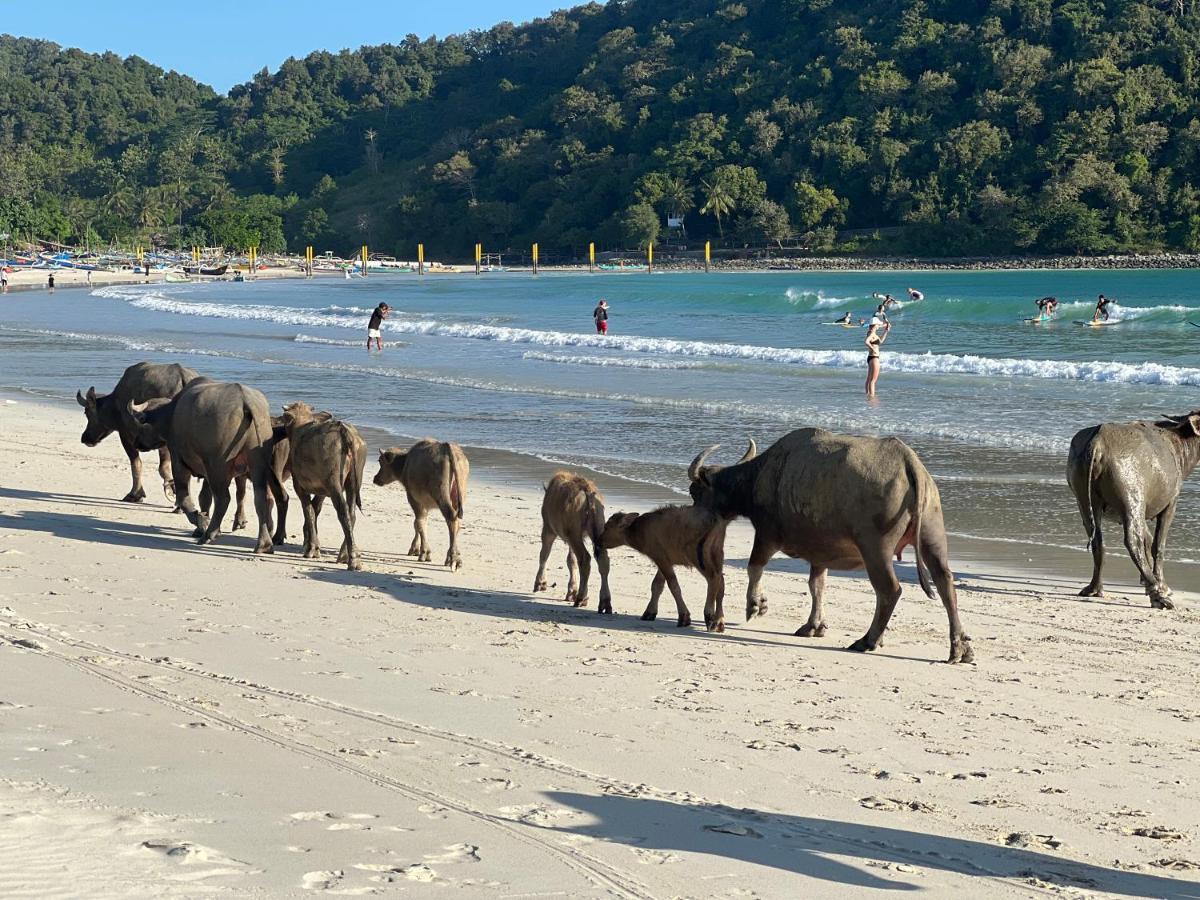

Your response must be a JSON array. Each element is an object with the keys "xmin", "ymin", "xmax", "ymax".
[
  {"xmin": 600, "ymin": 506, "xmax": 728, "ymax": 630},
  {"xmin": 533, "ymin": 472, "xmax": 611, "ymax": 611},
  {"xmin": 373, "ymin": 440, "xmax": 469, "ymax": 570}
]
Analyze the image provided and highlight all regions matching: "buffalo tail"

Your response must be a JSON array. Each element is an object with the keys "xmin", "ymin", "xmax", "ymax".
[
  {"xmin": 340, "ymin": 423, "xmax": 363, "ymax": 511},
  {"xmin": 446, "ymin": 444, "xmax": 465, "ymax": 519},
  {"xmin": 907, "ymin": 455, "xmax": 936, "ymax": 600},
  {"xmin": 1083, "ymin": 442, "xmax": 1103, "ymax": 551}
]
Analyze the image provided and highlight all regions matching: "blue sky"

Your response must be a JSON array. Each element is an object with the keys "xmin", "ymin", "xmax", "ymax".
[{"xmin": 5, "ymin": 0, "xmax": 562, "ymax": 91}]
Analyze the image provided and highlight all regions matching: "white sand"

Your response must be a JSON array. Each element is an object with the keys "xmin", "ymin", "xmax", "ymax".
[
  {"xmin": 1, "ymin": 399, "xmax": 1198, "ymax": 898},
  {"xmin": 1, "ymin": 266, "xmax": 306, "ymax": 291}
]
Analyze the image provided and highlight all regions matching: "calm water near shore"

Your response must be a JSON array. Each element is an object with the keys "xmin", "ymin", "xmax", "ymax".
[{"xmin": 3, "ymin": 269, "xmax": 1200, "ymax": 592}]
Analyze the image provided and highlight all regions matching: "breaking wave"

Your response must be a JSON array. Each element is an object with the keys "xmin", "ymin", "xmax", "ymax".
[{"xmin": 521, "ymin": 351, "xmax": 709, "ymax": 370}]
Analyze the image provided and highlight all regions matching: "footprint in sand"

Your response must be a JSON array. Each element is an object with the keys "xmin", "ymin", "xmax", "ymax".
[
  {"xmin": 301, "ymin": 869, "xmax": 344, "ymax": 890},
  {"xmin": 290, "ymin": 811, "xmax": 378, "ymax": 823},
  {"xmin": 356, "ymin": 863, "xmax": 439, "ymax": 884},
  {"xmin": 633, "ymin": 848, "xmax": 682, "ymax": 865},
  {"xmin": 424, "ymin": 843, "xmax": 480, "ymax": 864}
]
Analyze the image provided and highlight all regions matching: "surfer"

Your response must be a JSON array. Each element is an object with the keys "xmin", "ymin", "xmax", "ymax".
[
  {"xmin": 872, "ymin": 292, "xmax": 898, "ymax": 311},
  {"xmin": 906, "ymin": 288, "xmax": 924, "ymax": 302},
  {"xmin": 1092, "ymin": 294, "xmax": 1112, "ymax": 323},
  {"xmin": 865, "ymin": 314, "xmax": 890, "ymax": 398},
  {"xmin": 1035, "ymin": 296, "xmax": 1059, "ymax": 318},
  {"xmin": 835, "ymin": 312, "xmax": 857, "ymax": 325}
]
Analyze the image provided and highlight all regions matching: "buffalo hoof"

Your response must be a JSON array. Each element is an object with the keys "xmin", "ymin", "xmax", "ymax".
[
  {"xmin": 1150, "ymin": 594, "xmax": 1175, "ymax": 611},
  {"xmin": 676, "ymin": 615, "xmax": 692, "ymax": 628},
  {"xmin": 598, "ymin": 599, "xmax": 613, "ymax": 615},
  {"xmin": 122, "ymin": 490, "xmax": 146, "ymax": 503},
  {"xmin": 745, "ymin": 597, "xmax": 768, "ymax": 620},
  {"xmin": 197, "ymin": 531, "xmax": 220, "ymax": 546},
  {"xmin": 948, "ymin": 638, "xmax": 974, "ymax": 664},
  {"xmin": 303, "ymin": 548, "xmax": 320, "ymax": 560},
  {"xmin": 255, "ymin": 544, "xmax": 274, "ymax": 555},
  {"xmin": 848, "ymin": 635, "xmax": 880, "ymax": 653},
  {"xmin": 347, "ymin": 558, "xmax": 363, "ymax": 572},
  {"xmin": 572, "ymin": 594, "xmax": 588, "ymax": 608},
  {"xmin": 796, "ymin": 622, "xmax": 828, "ymax": 637},
  {"xmin": 162, "ymin": 481, "xmax": 176, "ymax": 501},
  {"xmin": 446, "ymin": 555, "xmax": 462, "ymax": 571},
  {"xmin": 1078, "ymin": 584, "xmax": 1105, "ymax": 598},
  {"xmin": 706, "ymin": 618, "xmax": 725, "ymax": 633},
  {"xmin": 273, "ymin": 532, "xmax": 286, "ymax": 546},
  {"xmin": 533, "ymin": 579, "xmax": 548, "ymax": 593},
  {"xmin": 640, "ymin": 610, "xmax": 657, "ymax": 621},
  {"xmin": 420, "ymin": 551, "xmax": 433, "ymax": 563},
  {"xmin": 232, "ymin": 518, "xmax": 248, "ymax": 532}
]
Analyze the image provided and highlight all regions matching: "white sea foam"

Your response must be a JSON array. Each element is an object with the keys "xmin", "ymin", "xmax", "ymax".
[
  {"xmin": 99, "ymin": 287, "xmax": 1200, "ymax": 386},
  {"xmin": 785, "ymin": 287, "xmax": 858, "ymax": 307},
  {"xmin": 294, "ymin": 333, "xmax": 408, "ymax": 348},
  {"xmin": 521, "ymin": 351, "xmax": 708, "ymax": 370}
]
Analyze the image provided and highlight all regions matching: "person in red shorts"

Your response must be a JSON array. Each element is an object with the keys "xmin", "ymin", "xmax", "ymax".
[{"xmin": 593, "ymin": 298, "xmax": 609, "ymax": 334}]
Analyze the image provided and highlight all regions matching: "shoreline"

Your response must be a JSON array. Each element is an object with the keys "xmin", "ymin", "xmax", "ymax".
[{"xmin": 2, "ymin": 394, "xmax": 1200, "ymax": 896}]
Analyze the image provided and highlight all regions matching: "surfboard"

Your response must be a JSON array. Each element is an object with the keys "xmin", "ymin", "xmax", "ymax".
[
  {"xmin": 1024, "ymin": 316, "xmax": 1053, "ymax": 324},
  {"xmin": 1188, "ymin": 321, "xmax": 1200, "ymax": 328},
  {"xmin": 822, "ymin": 322, "xmax": 860, "ymax": 328},
  {"xmin": 1074, "ymin": 319, "xmax": 1122, "ymax": 327}
]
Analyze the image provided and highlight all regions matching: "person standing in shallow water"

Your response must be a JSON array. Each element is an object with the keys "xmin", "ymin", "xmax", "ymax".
[
  {"xmin": 367, "ymin": 302, "xmax": 389, "ymax": 351},
  {"xmin": 593, "ymin": 298, "xmax": 609, "ymax": 334},
  {"xmin": 864, "ymin": 313, "xmax": 890, "ymax": 397}
]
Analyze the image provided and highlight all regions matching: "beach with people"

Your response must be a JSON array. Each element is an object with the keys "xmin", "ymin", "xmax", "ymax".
[{"xmin": 2, "ymin": 269, "xmax": 1200, "ymax": 895}]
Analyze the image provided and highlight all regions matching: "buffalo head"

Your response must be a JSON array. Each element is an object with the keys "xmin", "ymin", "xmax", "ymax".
[
  {"xmin": 1156, "ymin": 411, "xmax": 1200, "ymax": 438},
  {"xmin": 687, "ymin": 439, "xmax": 756, "ymax": 505},
  {"xmin": 126, "ymin": 398, "xmax": 173, "ymax": 452},
  {"xmin": 599, "ymin": 511, "xmax": 641, "ymax": 550},
  {"xmin": 373, "ymin": 448, "xmax": 407, "ymax": 487},
  {"xmin": 76, "ymin": 386, "xmax": 114, "ymax": 446}
]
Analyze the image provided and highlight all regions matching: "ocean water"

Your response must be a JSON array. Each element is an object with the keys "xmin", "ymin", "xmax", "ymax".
[{"xmin": 3, "ymin": 269, "xmax": 1200, "ymax": 587}]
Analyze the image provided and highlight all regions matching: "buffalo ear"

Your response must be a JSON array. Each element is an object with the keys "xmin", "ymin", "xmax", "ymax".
[
  {"xmin": 1185, "ymin": 414, "xmax": 1200, "ymax": 438},
  {"xmin": 76, "ymin": 390, "xmax": 88, "ymax": 407}
]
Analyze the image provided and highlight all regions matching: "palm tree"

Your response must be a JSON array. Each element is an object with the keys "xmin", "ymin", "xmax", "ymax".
[
  {"xmin": 700, "ymin": 177, "xmax": 735, "ymax": 238},
  {"xmin": 364, "ymin": 128, "xmax": 381, "ymax": 175},
  {"xmin": 662, "ymin": 176, "xmax": 694, "ymax": 219}
]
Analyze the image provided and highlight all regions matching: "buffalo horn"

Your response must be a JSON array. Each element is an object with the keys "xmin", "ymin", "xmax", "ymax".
[
  {"xmin": 76, "ymin": 390, "xmax": 87, "ymax": 407},
  {"xmin": 737, "ymin": 438, "xmax": 757, "ymax": 464},
  {"xmin": 128, "ymin": 399, "xmax": 150, "ymax": 415},
  {"xmin": 688, "ymin": 444, "xmax": 721, "ymax": 482}
]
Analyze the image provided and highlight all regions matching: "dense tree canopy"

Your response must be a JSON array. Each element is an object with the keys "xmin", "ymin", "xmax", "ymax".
[{"xmin": 5, "ymin": 0, "xmax": 1200, "ymax": 257}]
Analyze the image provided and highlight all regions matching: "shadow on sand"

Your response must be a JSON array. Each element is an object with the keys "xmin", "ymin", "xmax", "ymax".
[{"xmin": 539, "ymin": 791, "xmax": 1200, "ymax": 898}]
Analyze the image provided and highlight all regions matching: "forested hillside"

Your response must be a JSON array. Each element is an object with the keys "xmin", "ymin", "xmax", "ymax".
[{"xmin": 5, "ymin": 0, "xmax": 1200, "ymax": 257}]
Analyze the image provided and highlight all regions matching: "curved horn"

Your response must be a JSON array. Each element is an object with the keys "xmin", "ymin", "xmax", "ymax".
[
  {"xmin": 688, "ymin": 444, "xmax": 721, "ymax": 482},
  {"xmin": 76, "ymin": 389, "xmax": 88, "ymax": 407},
  {"xmin": 737, "ymin": 438, "xmax": 757, "ymax": 464},
  {"xmin": 127, "ymin": 399, "xmax": 150, "ymax": 416},
  {"xmin": 86, "ymin": 386, "xmax": 97, "ymax": 401}
]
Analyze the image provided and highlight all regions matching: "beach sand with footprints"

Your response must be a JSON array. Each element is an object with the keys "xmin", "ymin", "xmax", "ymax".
[{"xmin": 1, "ymin": 400, "xmax": 1199, "ymax": 897}]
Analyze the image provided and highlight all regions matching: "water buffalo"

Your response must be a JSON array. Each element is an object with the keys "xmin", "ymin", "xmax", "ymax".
[
  {"xmin": 373, "ymin": 440, "xmax": 469, "ymax": 570},
  {"xmin": 533, "ymin": 472, "xmax": 611, "ymax": 611},
  {"xmin": 689, "ymin": 429, "xmax": 972, "ymax": 663},
  {"xmin": 76, "ymin": 362, "xmax": 199, "ymax": 502},
  {"xmin": 1067, "ymin": 411, "xmax": 1200, "ymax": 608},
  {"xmin": 600, "ymin": 505, "xmax": 728, "ymax": 630},
  {"xmin": 128, "ymin": 379, "xmax": 285, "ymax": 551},
  {"xmin": 197, "ymin": 415, "xmax": 292, "ymax": 539},
  {"xmin": 279, "ymin": 402, "xmax": 366, "ymax": 570}
]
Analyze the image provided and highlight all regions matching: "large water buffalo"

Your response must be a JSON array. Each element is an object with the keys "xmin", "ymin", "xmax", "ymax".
[
  {"xmin": 76, "ymin": 362, "xmax": 199, "ymax": 502},
  {"xmin": 688, "ymin": 429, "xmax": 972, "ymax": 663},
  {"xmin": 533, "ymin": 472, "xmax": 611, "ymax": 611},
  {"xmin": 278, "ymin": 401, "xmax": 366, "ymax": 570},
  {"xmin": 373, "ymin": 440, "xmax": 469, "ymax": 570},
  {"xmin": 600, "ymin": 505, "xmax": 727, "ymax": 629},
  {"xmin": 128, "ymin": 379, "xmax": 284, "ymax": 551},
  {"xmin": 1067, "ymin": 411, "xmax": 1200, "ymax": 608}
]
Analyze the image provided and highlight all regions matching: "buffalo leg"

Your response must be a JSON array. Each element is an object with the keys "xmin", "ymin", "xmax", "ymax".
[
  {"xmin": 1123, "ymin": 515, "xmax": 1171, "ymax": 609},
  {"xmin": 533, "ymin": 525, "xmax": 556, "ymax": 593},
  {"xmin": 849, "ymin": 548, "xmax": 901, "ymax": 653},
  {"xmin": 922, "ymin": 531, "xmax": 973, "ymax": 664},
  {"xmin": 566, "ymin": 536, "xmax": 590, "ymax": 606},
  {"xmin": 441, "ymin": 504, "xmax": 462, "ymax": 571},
  {"xmin": 199, "ymin": 476, "xmax": 231, "ymax": 545},
  {"xmin": 642, "ymin": 572, "xmax": 666, "ymax": 621},
  {"xmin": 663, "ymin": 568, "xmax": 692, "ymax": 628},
  {"xmin": 331, "ymin": 490, "xmax": 361, "ymax": 570},
  {"xmin": 250, "ymin": 470, "xmax": 274, "ymax": 554},
  {"xmin": 172, "ymin": 454, "xmax": 204, "ymax": 537},
  {"xmin": 1080, "ymin": 518, "xmax": 1106, "ymax": 598},
  {"xmin": 565, "ymin": 548, "xmax": 580, "ymax": 604},
  {"xmin": 157, "ymin": 447, "xmax": 176, "ymax": 506},
  {"xmin": 232, "ymin": 475, "xmax": 249, "ymax": 531},
  {"xmin": 119, "ymin": 432, "xmax": 146, "ymax": 503},
  {"xmin": 703, "ymin": 570, "xmax": 726, "ymax": 633},
  {"xmin": 406, "ymin": 494, "xmax": 423, "ymax": 556},
  {"xmin": 1151, "ymin": 502, "xmax": 1176, "ymax": 600},
  {"xmin": 796, "ymin": 566, "xmax": 828, "ymax": 637},
  {"xmin": 745, "ymin": 532, "xmax": 779, "ymax": 620},
  {"xmin": 269, "ymin": 465, "xmax": 288, "ymax": 546},
  {"xmin": 595, "ymin": 546, "xmax": 613, "ymax": 615},
  {"xmin": 299, "ymin": 491, "xmax": 319, "ymax": 558}
]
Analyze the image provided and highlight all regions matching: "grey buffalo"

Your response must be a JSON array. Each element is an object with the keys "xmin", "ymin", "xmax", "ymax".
[
  {"xmin": 600, "ymin": 505, "xmax": 728, "ymax": 629},
  {"xmin": 129, "ymin": 379, "xmax": 285, "ymax": 552},
  {"xmin": 533, "ymin": 472, "xmax": 611, "ymax": 611},
  {"xmin": 373, "ymin": 440, "xmax": 469, "ymax": 570},
  {"xmin": 279, "ymin": 401, "xmax": 366, "ymax": 570},
  {"xmin": 1067, "ymin": 411, "xmax": 1200, "ymax": 608},
  {"xmin": 689, "ymin": 429, "xmax": 972, "ymax": 663},
  {"xmin": 77, "ymin": 362, "xmax": 199, "ymax": 502}
]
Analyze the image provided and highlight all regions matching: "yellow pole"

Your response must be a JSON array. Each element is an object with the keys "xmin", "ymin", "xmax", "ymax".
[
  {"xmin": 362, "ymin": 245, "xmax": 368, "ymax": 276},
  {"xmin": 532, "ymin": 242, "xmax": 539, "ymax": 275},
  {"xmin": 475, "ymin": 242, "xmax": 481, "ymax": 275},
  {"xmin": 589, "ymin": 241, "xmax": 595, "ymax": 273},
  {"xmin": 418, "ymin": 243, "xmax": 424, "ymax": 275},
  {"xmin": 647, "ymin": 242, "xmax": 653, "ymax": 273},
  {"xmin": 705, "ymin": 240, "xmax": 711, "ymax": 273}
]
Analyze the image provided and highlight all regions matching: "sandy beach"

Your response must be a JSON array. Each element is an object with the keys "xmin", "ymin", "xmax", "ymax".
[
  {"xmin": 1, "ymin": 266, "xmax": 308, "ymax": 292},
  {"xmin": 1, "ymin": 398, "xmax": 1199, "ymax": 898}
]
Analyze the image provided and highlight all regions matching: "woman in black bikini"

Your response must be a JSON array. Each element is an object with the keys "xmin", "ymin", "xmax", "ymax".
[{"xmin": 865, "ymin": 315, "xmax": 890, "ymax": 397}]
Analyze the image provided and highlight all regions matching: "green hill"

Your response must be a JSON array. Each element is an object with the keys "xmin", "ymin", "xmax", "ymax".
[{"xmin": 5, "ymin": 0, "xmax": 1200, "ymax": 258}]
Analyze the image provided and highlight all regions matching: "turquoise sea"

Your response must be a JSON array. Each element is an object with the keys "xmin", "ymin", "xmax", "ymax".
[{"xmin": 3, "ymin": 268, "xmax": 1199, "ymax": 589}]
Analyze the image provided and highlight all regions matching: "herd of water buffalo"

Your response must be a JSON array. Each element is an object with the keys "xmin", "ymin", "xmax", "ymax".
[{"xmin": 76, "ymin": 361, "xmax": 1200, "ymax": 665}]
